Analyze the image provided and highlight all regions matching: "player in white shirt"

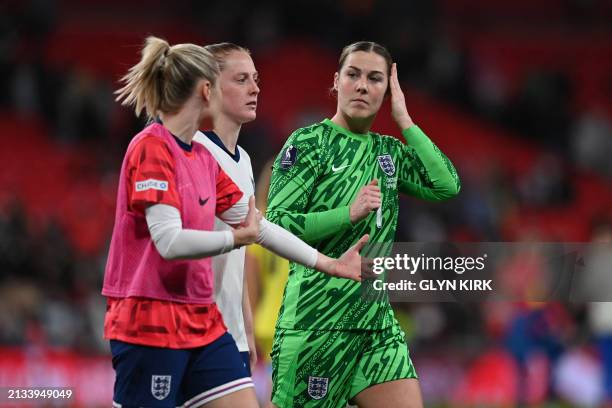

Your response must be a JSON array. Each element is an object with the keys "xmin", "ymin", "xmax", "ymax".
[
  {"xmin": 194, "ymin": 42, "xmax": 371, "ymax": 392},
  {"xmin": 193, "ymin": 43, "xmax": 263, "ymax": 375}
]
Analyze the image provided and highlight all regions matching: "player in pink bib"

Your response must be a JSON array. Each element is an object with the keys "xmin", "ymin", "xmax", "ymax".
[
  {"xmin": 103, "ymin": 121, "xmax": 244, "ymax": 349},
  {"xmin": 103, "ymin": 36, "xmax": 369, "ymax": 408}
]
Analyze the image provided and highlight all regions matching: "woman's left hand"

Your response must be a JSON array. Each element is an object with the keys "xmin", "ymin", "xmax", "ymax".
[{"xmin": 389, "ymin": 63, "xmax": 415, "ymax": 130}]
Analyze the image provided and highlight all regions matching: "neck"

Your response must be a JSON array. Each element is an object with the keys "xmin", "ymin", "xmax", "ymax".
[
  {"xmin": 211, "ymin": 117, "xmax": 241, "ymax": 154},
  {"xmin": 160, "ymin": 99, "xmax": 203, "ymax": 145},
  {"xmin": 331, "ymin": 110, "xmax": 375, "ymax": 134}
]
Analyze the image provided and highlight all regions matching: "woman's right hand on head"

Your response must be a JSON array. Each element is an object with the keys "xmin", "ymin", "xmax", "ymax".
[
  {"xmin": 349, "ymin": 180, "xmax": 381, "ymax": 224},
  {"xmin": 232, "ymin": 196, "xmax": 262, "ymax": 247},
  {"xmin": 389, "ymin": 63, "xmax": 414, "ymax": 130}
]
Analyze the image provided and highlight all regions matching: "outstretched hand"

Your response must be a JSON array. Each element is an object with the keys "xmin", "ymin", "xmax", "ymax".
[
  {"xmin": 389, "ymin": 63, "xmax": 414, "ymax": 130},
  {"xmin": 331, "ymin": 235, "xmax": 370, "ymax": 281}
]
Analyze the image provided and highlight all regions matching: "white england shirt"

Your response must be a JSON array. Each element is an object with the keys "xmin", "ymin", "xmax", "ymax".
[{"xmin": 193, "ymin": 130, "xmax": 255, "ymax": 352}]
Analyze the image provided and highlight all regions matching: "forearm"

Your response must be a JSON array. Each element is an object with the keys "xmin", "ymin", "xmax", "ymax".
[
  {"xmin": 146, "ymin": 204, "xmax": 234, "ymax": 260},
  {"xmin": 256, "ymin": 219, "xmax": 319, "ymax": 268},
  {"xmin": 218, "ymin": 193, "xmax": 331, "ymax": 266},
  {"xmin": 265, "ymin": 205, "xmax": 353, "ymax": 243},
  {"xmin": 400, "ymin": 126, "xmax": 461, "ymax": 200}
]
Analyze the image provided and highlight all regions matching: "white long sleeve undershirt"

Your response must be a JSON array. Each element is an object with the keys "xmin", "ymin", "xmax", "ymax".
[
  {"xmin": 145, "ymin": 202, "xmax": 318, "ymax": 268},
  {"xmin": 145, "ymin": 204, "xmax": 234, "ymax": 260}
]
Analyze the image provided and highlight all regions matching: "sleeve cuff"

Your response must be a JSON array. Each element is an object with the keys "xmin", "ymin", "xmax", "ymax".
[
  {"xmin": 336, "ymin": 206, "xmax": 352, "ymax": 227},
  {"xmin": 222, "ymin": 230, "xmax": 235, "ymax": 252},
  {"xmin": 326, "ymin": 205, "xmax": 352, "ymax": 228}
]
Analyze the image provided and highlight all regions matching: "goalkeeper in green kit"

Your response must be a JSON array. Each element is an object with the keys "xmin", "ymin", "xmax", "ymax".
[{"xmin": 266, "ymin": 41, "xmax": 461, "ymax": 408}]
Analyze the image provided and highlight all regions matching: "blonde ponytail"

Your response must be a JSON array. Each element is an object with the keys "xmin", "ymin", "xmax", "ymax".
[{"xmin": 115, "ymin": 36, "xmax": 219, "ymax": 120}]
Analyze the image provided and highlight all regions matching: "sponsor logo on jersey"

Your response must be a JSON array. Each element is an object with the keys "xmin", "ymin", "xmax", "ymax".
[
  {"xmin": 151, "ymin": 375, "xmax": 172, "ymax": 400},
  {"xmin": 331, "ymin": 164, "xmax": 350, "ymax": 172},
  {"xmin": 307, "ymin": 376, "xmax": 329, "ymax": 400},
  {"xmin": 377, "ymin": 154, "xmax": 395, "ymax": 176},
  {"xmin": 280, "ymin": 145, "xmax": 297, "ymax": 170},
  {"xmin": 199, "ymin": 196, "xmax": 209, "ymax": 206},
  {"xmin": 135, "ymin": 179, "xmax": 169, "ymax": 192}
]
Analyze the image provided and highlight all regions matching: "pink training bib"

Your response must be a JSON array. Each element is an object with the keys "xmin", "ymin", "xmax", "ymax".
[{"xmin": 102, "ymin": 123, "xmax": 242, "ymax": 304}]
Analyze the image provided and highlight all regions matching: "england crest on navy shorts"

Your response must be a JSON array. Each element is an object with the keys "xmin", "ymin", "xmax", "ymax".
[
  {"xmin": 151, "ymin": 375, "xmax": 171, "ymax": 400},
  {"xmin": 377, "ymin": 154, "xmax": 395, "ymax": 176},
  {"xmin": 307, "ymin": 376, "xmax": 328, "ymax": 400}
]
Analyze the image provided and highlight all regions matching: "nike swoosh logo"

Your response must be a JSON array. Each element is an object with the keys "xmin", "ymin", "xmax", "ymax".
[
  {"xmin": 332, "ymin": 164, "xmax": 350, "ymax": 172},
  {"xmin": 199, "ymin": 196, "xmax": 209, "ymax": 206}
]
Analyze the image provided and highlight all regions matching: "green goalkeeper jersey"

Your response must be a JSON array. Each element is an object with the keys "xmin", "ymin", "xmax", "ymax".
[{"xmin": 267, "ymin": 118, "xmax": 460, "ymax": 330}]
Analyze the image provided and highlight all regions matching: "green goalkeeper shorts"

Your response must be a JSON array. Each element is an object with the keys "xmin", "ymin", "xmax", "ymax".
[{"xmin": 270, "ymin": 321, "xmax": 417, "ymax": 408}]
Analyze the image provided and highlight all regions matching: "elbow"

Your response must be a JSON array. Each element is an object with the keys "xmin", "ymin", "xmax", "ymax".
[
  {"xmin": 158, "ymin": 247, "xmax": 196, "ymax": 261},
  {"xmin": 156, "ymin": 245, "xmax": 177, "ymax": 260},
  {"xmin": 448, "ymin": 180, "xmax": 462, "ymax": 198},
  {"xmin": 151, "ymin": 237, "xmax": 180, "ymax": 260},
  {"xmin": 436, "ymin": 180, "xmax": 462, "ymax": 201},
  {"xmin": 438, "ymin": 160, "xmax": 461, "ymax": 200},
  {"xmin": 441, "ymin": 170, "xmax": 462, "ymax": 200}
]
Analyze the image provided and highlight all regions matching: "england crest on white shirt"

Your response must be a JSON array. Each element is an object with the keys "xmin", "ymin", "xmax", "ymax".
[
  {"xmin": 377, "ymin": 154, "xmax": 395, "ymax": 176},
  {"xmin": 151, "ymin": 375, "xmax": 172, "ymax": 400},
  {"xmin": 307, "ymin": 376, "xmax": 329, "ymax": 400}
]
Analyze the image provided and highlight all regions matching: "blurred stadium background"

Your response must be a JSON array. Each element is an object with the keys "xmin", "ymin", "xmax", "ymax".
[{"xmin": 1, "ymin": 0, "xmax": 611, "ymax": 406}]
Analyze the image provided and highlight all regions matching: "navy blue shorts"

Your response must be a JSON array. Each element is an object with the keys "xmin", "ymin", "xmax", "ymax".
[
  {"xmin": 240, "ymin": 351, "xmax": 251, "ymax": 377},
  {"xmin": 110, "ymin": 332, "xmax": 253, "ymax": 408}
]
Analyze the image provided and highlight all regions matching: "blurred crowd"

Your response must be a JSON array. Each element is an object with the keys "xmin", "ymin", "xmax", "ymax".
[{"xmin": 0, "ymin": 0, "xmax": 611, "ymax": 405}]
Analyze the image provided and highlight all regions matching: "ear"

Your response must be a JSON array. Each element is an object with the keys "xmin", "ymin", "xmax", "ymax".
[
  {"xmin": 200, "ymin": 80, "xmax": 212, "ymax": 103},
  {"xmin": 333, "ymin": 72, "xmax": 339, "ymax": 91}
]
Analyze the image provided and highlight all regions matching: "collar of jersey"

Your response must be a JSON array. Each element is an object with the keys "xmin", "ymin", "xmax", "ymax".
[
  {"xmin": 154, "ymin": 117, "xmax": 194, "ymax": 153},
  {"xmin": 202, "ymin": 130, "xmax": 241, "ymax": 162},
  {"xmin": 322, "ymin": 118, "xmax": 370, "ymax": 140}
]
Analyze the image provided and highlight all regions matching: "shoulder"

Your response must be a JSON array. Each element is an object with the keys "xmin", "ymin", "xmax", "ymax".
[
  {"xmin": 372, "ymin": 131, "xmax": 406, "ymax": 152},
  {"xmin": 192, "ymin": 132, "xmax": 233, "ymax": 168},
  {"xmin": 288, "ymin": 121, "xmax": 329, "ymax": 145},
  {"xmin": 193, "ymin": 131, "xmax": 217, "ymax": 154},
  {"xmin": 235, "ymin": 146, "xmax": 255, "ymax": 180},
  {"xmin": 371, "ymin": 130, "xmax": 403, "ymax": 144},
  {"xmin": 128, "ymin": 123, "xmax": 173, "ymax": 153},
  {"xmin": 126, "ymin": 131, "xmax": 173, "ymax": 164},
  {"xmin": 131, "ymin": 132, "xmax": 167, "ymax": 149},
  {"xmin": 237, "ymin": 145, "xmax": 252, "ymax": 163},
  {"xmin": 192, "ymin": 130, "xmax": 208, "ymax": 145}
]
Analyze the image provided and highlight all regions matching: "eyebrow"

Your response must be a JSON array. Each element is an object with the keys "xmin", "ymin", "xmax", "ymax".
[
  {"xmin": 236, "ymin": 71, "xmax": 259, "ymax": 77},
  {"xmin": 346, "ymin": 66, "xmax": 384, "ymax": 75}
]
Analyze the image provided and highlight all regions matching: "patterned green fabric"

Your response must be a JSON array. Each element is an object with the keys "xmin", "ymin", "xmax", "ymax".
[
  {"xmin": 271, "ymin": 321, "xmax": 417, "ymax": 408},
  {"xmin": 267, "ymin": 119, "xmax": 460, "ymax": 331}
]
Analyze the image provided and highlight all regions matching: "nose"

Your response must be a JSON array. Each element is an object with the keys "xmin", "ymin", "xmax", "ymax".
[
  {"xmin": 355, "ymin": 77, "xmax": 367, "ymax": 94},
  {"xmin": 250, "ymin": 78, "xmax": 260, "ymax": 95}
]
